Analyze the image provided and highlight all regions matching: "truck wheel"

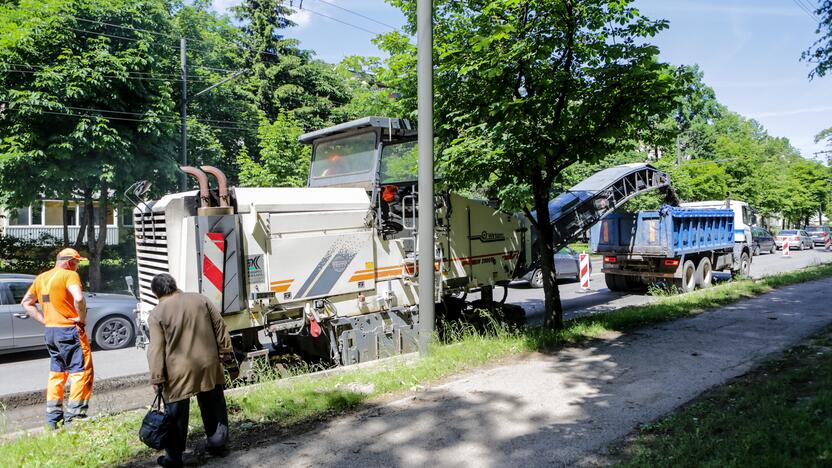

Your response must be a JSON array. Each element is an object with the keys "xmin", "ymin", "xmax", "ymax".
[
  {"xmin": 696, "ymin": 257, "xmax": 713, "ymax": 288},
  {"xmin": 680, "ymin": 260, "xmax": 697, "ymax": 293},
  {"xmin": 732, "ymin": 252, "xmax": 751, "ymax": 279},
  {"xmin": 605, "ymin": 274, "xmax": 624, "ymax": 292}
]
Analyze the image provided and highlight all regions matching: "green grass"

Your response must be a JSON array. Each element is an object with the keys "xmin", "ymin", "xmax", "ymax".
[
  {"xmin": 3, "ymin": 263, "xmax": 832, "ymax": 467},
  {"xmin": 616, "ymin": 327, "xmax": 832, "ymax": 467}
]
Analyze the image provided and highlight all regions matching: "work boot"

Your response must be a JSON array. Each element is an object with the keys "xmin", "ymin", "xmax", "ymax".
[{"xmin": 156, "ymin": 456, "xmax": 184, "ymax": 468}]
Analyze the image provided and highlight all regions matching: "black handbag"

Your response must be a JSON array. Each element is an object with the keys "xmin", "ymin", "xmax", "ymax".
[{"xmin": 139, "ymin": 389, "xmax": 173, "ymax": 450}]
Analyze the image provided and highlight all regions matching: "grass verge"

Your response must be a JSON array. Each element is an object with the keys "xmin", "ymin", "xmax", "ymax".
[
  {"xmin": 2, "ymin": 263, "xmax": 832, "ymax": 467},
  {"xmin": 615, "ymin": 326, "xmax": 832, "ymax": 467}
]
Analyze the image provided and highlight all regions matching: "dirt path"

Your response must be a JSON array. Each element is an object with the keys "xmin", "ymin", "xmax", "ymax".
[{"xmin": 208, "ymin": 278, "xmax": 832, "ymax": 467}]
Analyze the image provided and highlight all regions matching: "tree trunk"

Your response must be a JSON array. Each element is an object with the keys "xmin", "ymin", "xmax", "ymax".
[
  {"xmin": 85, "ymin": 185, "xmax": 109, "ymax": 292},
  {"xmin": 62, "ymin": 198, "xmax": 70, "ymax": 246},
  {"xmin": 819, "ymin": 208, "xmax": 823, "ymax": 226},
  {"xmin": 73, "ymin": 193, "xmax": 88, "ymax": 249},
  {"xmin": 530, "ymin": 176, "xmax": 563, "ymax": 330}
]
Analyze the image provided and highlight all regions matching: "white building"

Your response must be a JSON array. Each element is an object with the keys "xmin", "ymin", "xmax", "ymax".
[{"xmin": 0, "ymin": 199, "xmax": 132, "ymax": 246}]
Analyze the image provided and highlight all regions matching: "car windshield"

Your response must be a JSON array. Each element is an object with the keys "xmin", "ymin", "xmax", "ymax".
[
  {"xmin": 805, "ymin": 227, "xmax": 824, "ymax": 233},
  {"xmin": 780, "ymin": 230, "xmax": 798, "ymax": 235}
]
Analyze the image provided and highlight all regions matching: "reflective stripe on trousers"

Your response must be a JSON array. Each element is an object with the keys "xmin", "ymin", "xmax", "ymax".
[{"xmin": 45, "ymin": 326, "xmax": 94, "ymax": 425}]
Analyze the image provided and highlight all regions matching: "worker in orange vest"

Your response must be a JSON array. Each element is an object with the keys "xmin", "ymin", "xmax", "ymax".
[{"xmin": 21, "ymin": 248, "xmax": 93, "ymax": 429}]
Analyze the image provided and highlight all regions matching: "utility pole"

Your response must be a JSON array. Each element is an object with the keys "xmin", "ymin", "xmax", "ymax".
[
  {"xmin": 417, "ymin": 0, "xmax": 434, "ymax": 356},
  {"xmin": 180, "ymin": 38, "xmax": 188, "ymax": 191},
  {"xmin": 675, "ymin": 134, "xmax": 681, "ymax": 166},
  {"xmin": 178, "ymin": 37, "xmax": 245, "ymax": 192}
]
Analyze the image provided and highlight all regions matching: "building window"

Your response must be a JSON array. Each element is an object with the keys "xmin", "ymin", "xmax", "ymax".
[
  {"xmin": 8, "ymin": 207, "xmax": 30, "ymax": 225},
  {"xmin": 121, "ymin": 208, "xmax": 133, "ymax": 226},
  {"xmin": 30, "ymin": 202, "xmax": 43, "ymax": 225}
]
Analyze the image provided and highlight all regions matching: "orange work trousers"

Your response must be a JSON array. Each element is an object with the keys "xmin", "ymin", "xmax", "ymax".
[{"xmin": 44, "ymin": 325, "xmax": 94, "ymax": 427}]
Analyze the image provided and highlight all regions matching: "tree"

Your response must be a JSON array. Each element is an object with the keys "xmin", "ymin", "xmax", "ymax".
[
  {"xmin": 0, "ymin": 0, "xmax": 179, "ymax": 290},
  {"xmin": 383, "ymin": 0, "xmax": 683, "ymax": 329},
  {"xmin": 802, "ymin": 0, "xmax": 832, "ymax": 78},
  {"xmin": 236, "ymin": 113, "xmax": 309, "ymax": 187},
  {"xmin": 231, "ymin": 0, "xmax": 352, "ymax": 131}
]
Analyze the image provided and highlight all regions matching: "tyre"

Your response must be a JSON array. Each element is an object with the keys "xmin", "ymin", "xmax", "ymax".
[
  {"xmin": 752, "ymin": 244, "xmax": 760, "ymax": 256},
  {"xmin": 732, "ymin": 252, "xmax": 751, "ymax": 279},
  {"xmin": 530, "ymin": 269, "xmax": 544, "ymax": 288},
  {"xmin": 769, "ymin": 244, "xmax": 776, "ymax": 254},
  {"xmin": 605, "ymin": 273, "xmax": 625, "ymax": 292},
  {"xmin": 93, "ymin": 315, "xmax": 135, "ymax": 350},
  {"xmin": 696, "ymin": 257, "xmax": 713, "ymax": 288},
  {"xmin": 679, "ymin": 260, "xmax": 697, "ymax": 293}
]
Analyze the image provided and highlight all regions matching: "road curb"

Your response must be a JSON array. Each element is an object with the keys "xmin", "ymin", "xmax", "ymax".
[{"xmin": 0, "ymin": 372, "xmax": 149, "ymax": 410}]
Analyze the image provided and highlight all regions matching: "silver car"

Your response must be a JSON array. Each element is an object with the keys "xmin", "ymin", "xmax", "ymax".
[
  {"xmin": 520, "ymin": 247, "xmax": 591, "ymax": 288},
  {"xmin": 0, "ymin": 274, "xmax": 138, "ymax": 354}
]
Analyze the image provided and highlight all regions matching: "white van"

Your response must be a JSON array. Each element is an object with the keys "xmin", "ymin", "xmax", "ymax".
[{"xmin": 679, "ymin": 200, "xmax": 753, "ymax": 248}]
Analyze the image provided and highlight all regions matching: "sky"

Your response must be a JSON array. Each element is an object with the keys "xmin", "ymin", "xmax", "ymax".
[{"xmin": 212, "ymin": 0, "xmax": 832, "ymax": 160}]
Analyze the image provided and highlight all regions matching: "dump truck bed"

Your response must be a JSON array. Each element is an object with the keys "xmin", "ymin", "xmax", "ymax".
[{"xmin": 590, "ymin": 207, "xmax": 735, "ymax": 257}]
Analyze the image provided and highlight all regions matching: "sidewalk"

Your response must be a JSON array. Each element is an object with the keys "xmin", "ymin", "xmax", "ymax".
[{"xmin": 210, "ymin": 277, "xmax": 832, "ymax": 467}]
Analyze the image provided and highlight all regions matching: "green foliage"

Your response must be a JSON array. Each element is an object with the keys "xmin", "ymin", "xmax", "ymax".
[
  {"xmin": 381, "ymin": 0, "xmax": 686, "ymax": 329},
  {"xmin": 236, "ymin": 113, "xmax": 309, "ymax": 187},
  {"xmin": 802, "ymin": 0, "xmax": 832, "ymax": 78}
]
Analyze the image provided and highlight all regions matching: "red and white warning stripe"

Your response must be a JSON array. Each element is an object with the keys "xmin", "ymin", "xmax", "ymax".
[
  {"xmin": 782, "ymin": 238, "xmax": 790, "ymax": 257},
  {"xmin": 579, "ymin": 252, "xmax": 591, "ymax": 291},
  {"xmin": 825, "ymin": 235, "xmax": 831, "ymax": 251},
  {"xmin": 202, "ymin": 232, "xmax": 225, "ymax": 305}
]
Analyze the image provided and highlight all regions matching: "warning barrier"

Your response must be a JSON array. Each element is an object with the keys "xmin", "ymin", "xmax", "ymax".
[
  {"xmin": 782, "ymin": 239, "xmax": 790, "ymax": 257},
  {"xmin": 579, "ymin": 252, "xmax": 591, "ymax": 291}
]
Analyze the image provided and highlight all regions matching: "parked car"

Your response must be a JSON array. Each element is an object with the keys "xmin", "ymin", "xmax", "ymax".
[
  {"xmin": 774, "ymin": 230, "xmax": 814, "ymax": 250},
  {"xmin": 803, "ymin": 225, "xmax": 831, "ymax": 246},
  {"xmin": 751, "ymin": 226, "xmax": 776, "ymax": 256},
  {"xmin": 0, "ymin": 274, "xmax": 138, "ymax": 354},
  {"xmin": 520, "ymin": 247, "xmax": 591, "ymax": 288}
]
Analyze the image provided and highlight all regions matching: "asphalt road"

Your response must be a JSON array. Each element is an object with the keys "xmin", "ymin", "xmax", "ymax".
[{"xmin": 1, "ymin": 247, "xmax": 829, "ymax": 399}]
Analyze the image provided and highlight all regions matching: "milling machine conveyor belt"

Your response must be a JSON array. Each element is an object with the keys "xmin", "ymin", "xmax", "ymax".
[{"xmin": 539, "ymin": 163, "xmax": 676, "ymax": 253}]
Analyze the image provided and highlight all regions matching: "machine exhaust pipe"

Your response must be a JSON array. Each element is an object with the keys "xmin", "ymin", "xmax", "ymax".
[
  {"xmin": 180, "ymin": 166, "xmax": 211, "ymax": 208},
  {"xmin": 200, "ymin": 165, "xmax": 230, "ymax": 208}
]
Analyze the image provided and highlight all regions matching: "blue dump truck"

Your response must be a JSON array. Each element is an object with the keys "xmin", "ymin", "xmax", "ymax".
[{"xmin": 590, "ymin": 205, "xmax": 751, "ymax": 293}]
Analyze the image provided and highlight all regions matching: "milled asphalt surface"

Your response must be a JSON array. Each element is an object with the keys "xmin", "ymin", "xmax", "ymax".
[{"xmin": 210, "ymin": 277, "xmax": 832, "ymax": 468}]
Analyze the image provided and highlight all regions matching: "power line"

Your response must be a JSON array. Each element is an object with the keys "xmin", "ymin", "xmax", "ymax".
[
  {"xmin": 278, "ymin": 1, "xmax": 380, "ymax": 36},
  {"xmin": 0, "ymin": 101, "xmax": 259, "ymax": 132},
  {"xmin": 308, "ymin": 0, "xmax": 399, "ymax": 31},
  {"xmin": 0, "ymin": 68, "xmax": 194, "ymax": 83},
  {"xmin": 792, "ymin": 0, "xmax": 820, "ymax": 23}
]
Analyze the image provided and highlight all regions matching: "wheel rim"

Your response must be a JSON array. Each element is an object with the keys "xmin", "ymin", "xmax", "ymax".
[
  {"xmin": 533, "ymin": 270, "xmax": 543, "ymax": 286},
  {"xmin": 96, "ymin": 317, "xmax": 131, "ymax": 348},
  {"xmin": 685, "ymin": 265, "xmax": 695, "ymax": 290},
  {"xmin": 702, "ymin": 262, "xmax": 712, "ymax": 286}
]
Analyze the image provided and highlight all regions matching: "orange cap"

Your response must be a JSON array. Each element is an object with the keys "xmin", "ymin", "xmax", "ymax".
[{"xmin": 57, "ymin": 248, "xmax": 86, "ymax": 261}]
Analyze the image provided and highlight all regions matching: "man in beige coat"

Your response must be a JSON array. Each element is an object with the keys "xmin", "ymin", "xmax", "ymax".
[{"xmin": 146, "ymin": 273, "xmax": 233, "ymax": 468}]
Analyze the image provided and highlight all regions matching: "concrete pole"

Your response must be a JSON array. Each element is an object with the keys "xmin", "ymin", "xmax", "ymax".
[
  {"xmin": 417, "ymin": 0, "xmax": 435, "ymax": 356},
  {"xmin": 179, "ymin": 38, "xmax": 188, "ymax": 192}
]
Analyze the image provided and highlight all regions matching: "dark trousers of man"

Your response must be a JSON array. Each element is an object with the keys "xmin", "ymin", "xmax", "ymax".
[{"xmin": 164, "ymin": 385, "xmax": 229, "ymax": 463}]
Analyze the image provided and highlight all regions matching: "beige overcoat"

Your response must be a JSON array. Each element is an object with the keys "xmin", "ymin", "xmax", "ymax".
[{"xmin": 146, "ymin": 291, "xmax": 233, "ymax": 402}]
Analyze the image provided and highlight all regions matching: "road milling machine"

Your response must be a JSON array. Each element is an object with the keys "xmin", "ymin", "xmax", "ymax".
[{"xmin": 128, "ymin": 117, "xmax": 525, "ymax": 365}]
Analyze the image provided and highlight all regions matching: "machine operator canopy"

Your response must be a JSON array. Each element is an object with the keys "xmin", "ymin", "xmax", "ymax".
[{"xmin": 300, "ymin": 117, "xmax": 419, "ymax": 189}]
